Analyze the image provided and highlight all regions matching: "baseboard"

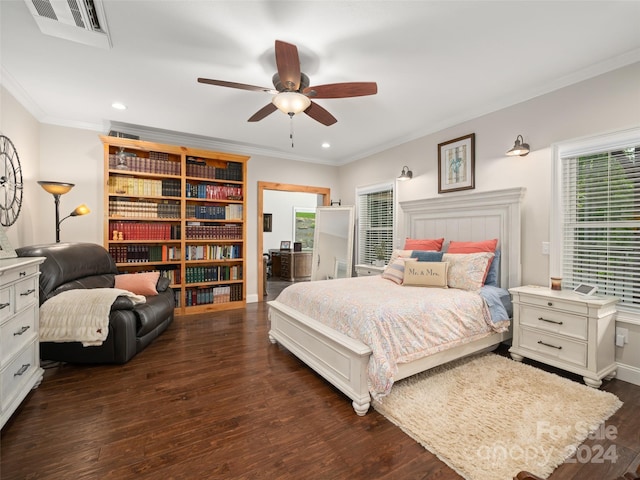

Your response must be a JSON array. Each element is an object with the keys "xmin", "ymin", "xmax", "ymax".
[
  {"xmin": 246, "ymin": 293, "xmax": 259, "ymax": 303},
  {"xmin": 615, "ymin": 361, "xmax": 640, "ymax": 386}
]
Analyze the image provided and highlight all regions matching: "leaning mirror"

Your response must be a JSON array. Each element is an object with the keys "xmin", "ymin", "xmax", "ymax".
[{"xmin": 311, "ymin": 206, "xmax": 355, "ymax": 281}]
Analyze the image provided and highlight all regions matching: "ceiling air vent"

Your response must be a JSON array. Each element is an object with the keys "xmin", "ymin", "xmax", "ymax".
[{"xmin": 24, "ymin": 0, "xmax": 111, "ymax": 49}]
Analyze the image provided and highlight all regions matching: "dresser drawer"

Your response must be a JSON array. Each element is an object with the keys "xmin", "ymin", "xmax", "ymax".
[
  {"xmin": 0, "ymin": 306, "xmax": 37, "ymax": 367},
  {"xmin": 0, "ymin": 287, "xmax": 12, "ymax": 322},
  {"xmin": 519, "ymin": 305, "xmax": 587, "ymax": 340},
  {"xmin": 519, "ymin": 294, "xmax": 588, "ymax": 315},
  {"xmin": 1, "ymin": 340, "xmax": 39, "ymax": 410},
  {"xmin": 0, "ymin": 264, "xmax": 38, "ymax": 287},
  {"xmin": 519, "ymin": 327, "xmax": 587, "ymax": 368},
  {"xmin": 14, "ymin": 276, "xmax": 38, "ymax": 312}
]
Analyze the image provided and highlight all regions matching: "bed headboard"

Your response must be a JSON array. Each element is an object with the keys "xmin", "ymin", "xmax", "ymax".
[{"xmin": 399, "ymin": 187, "xmax": 525, "ymax": 289}]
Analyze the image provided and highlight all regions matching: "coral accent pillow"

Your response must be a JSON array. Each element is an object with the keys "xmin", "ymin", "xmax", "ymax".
[
  {"xmin": 404, "ymin": 238, "xmax": 444, "ymax": 251},
  {"xmin": 447, "ymin": 239, "xmax": 498, "ymax": 253},
  {"xmin": 403, "ymin": 261, "xmax": 449, "ymax": 288},
  {"xmin": 114, "ymin": 271, "xmax": 160, "ymax": 296}
]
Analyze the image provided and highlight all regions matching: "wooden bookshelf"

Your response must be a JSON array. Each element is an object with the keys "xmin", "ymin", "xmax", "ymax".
[{"xmin": 101, "ymin": 135, "xmax": 249, "ymax": 314}]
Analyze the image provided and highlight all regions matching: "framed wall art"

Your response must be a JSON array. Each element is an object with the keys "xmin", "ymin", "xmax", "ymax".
[{"xmin": 438, "ymin": 133, "xmax": 475, "ymax": 193}]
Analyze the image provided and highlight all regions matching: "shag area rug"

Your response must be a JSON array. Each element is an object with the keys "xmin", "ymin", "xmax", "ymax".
[{"xmin": 373, "ymin": 353, "xmax": 622, "ymax": 480}]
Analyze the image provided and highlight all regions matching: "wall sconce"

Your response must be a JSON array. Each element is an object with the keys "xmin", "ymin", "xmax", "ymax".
[
  {"xmin": 506, "ymin": 135, "xmax": 530, "ymax": 157},
  {"xmin": 397, "ymin": 166, "xmax": 413, "ymax": 181},
  {"xmin": 38, "ymin": 181, "xmax": 90, "ymax": 243}
]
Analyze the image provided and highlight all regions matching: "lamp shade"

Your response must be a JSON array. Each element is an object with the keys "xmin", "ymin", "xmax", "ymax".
[
  {"xmin": 272, "ymin": 92, "xmax": 311, "ymax": 115},
  {"xmin": 71, "ymin": 204, "xmax": 90, "ymax": 216},
  {"xmin": 506, "ymin": 135, "xmax": 530, "ymax": 156},
  {"xmin": 38, "ymin": 181, "xmax": 75, "ymax": 195}
]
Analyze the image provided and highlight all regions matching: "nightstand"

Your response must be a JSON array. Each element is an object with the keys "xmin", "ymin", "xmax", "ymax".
[
  {"xmin": 355, "ymin": 264, "xmax": 385, "ymax": 277},
  {"xmin": 508, "ymin": 285, "xmax": 619, "ymax": 388}
]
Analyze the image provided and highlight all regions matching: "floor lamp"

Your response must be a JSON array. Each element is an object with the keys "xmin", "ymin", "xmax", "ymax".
[{"xmin": 37, "ymin": 181, "xmax": 90, "ymax": 243}]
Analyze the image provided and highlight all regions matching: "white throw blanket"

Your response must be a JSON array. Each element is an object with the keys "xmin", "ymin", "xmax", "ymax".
[{"xmin": 39, "ymin": 288, "xmax": 146, "ymax": 347}]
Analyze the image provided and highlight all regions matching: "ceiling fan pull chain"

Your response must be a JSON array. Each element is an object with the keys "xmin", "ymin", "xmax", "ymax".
[{"xmin": 289, "ymin": 113, "xmax": 294, "ymax": 148}]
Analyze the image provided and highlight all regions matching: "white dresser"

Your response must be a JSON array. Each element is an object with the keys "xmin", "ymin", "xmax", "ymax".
[
  {"xmin": 0, "ymin": 256, "xmax": 45, "ymax": 429},
  {"xmin": 354, "ymin": 264, "xmax": 385, "ymax": 277},
  {"xmin": 509, "ymin": 285, "xmax": 619, "ymax": 388}
]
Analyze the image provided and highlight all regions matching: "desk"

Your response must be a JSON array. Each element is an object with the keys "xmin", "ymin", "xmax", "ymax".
[{"xmin": 271, "ymin": 250, "xmax": 312, "ymax": 281}]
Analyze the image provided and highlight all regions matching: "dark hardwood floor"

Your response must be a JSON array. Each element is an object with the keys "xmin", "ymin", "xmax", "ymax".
[{"xmin": 1, "ymin": 301, "xmax": 639, "ymax": 480}]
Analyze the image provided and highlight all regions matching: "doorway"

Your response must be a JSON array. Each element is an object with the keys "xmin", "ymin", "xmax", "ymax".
[{"xmin": 257, "ymin": 181, "xmax": 330, "ymax": 302}]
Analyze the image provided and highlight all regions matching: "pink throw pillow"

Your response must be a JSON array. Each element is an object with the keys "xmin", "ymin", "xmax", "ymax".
[{"xmin": 114, "ymin": 271, "xmax": 160, "ymax": 296}]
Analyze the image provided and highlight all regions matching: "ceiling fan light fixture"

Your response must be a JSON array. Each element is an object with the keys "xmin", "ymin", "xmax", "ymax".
[{"xmin": 272, "ymin": 92, "xmax": 311, "ymax": 115}]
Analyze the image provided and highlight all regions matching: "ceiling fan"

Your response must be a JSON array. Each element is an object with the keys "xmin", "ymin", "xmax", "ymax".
[{"xmin": 197, "ymin": 40, "xmax": 377, "ymax": 126}]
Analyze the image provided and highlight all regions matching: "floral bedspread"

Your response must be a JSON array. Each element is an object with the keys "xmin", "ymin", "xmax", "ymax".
[{"xmin": 274, "ymin": 276, "xmax": 507, "ymax": 399}]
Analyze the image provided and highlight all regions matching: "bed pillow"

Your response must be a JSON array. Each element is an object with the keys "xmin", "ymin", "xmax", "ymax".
[
  {"xmin": 403, "ymin": 260, "xmax": 449, "ymax": 288},
  {"xmin": 483, "ymin": 249, "xmax": 501, "ymax": 287},
  {"xmin": 388, "ymin": 249, "xmax": 413, "ymax": 265},
  {"xmin": 446, "ymin": 238, "xmax": 498, "ymax": 253},
  {"xmin": 410, "ymin": 250, "xmax": 444, "ymax": 262},
  {"xmin": 403, "ymin": 237, "xmax": 444, "ymax": 252},
  {"xmin": 114, "ymin": 271, "xmax": 160, "ymax": 296},
  {"xmin": 442, "ymin": 252, "xmax": 494, "ymax": 291},
  {"xmin": 381, "ymin": 257, "xmax": 407, "ymax": 284}
]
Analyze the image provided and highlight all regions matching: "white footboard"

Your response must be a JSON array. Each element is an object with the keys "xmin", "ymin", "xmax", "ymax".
[{"xmin": 268, "ymin": 300, "xmax": 373, "ymax": 415}]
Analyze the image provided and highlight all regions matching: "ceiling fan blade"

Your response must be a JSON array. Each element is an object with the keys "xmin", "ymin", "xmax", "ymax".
[
  {"xmin": 275, "ymin": 40, "xmax": 301, "ymax": 91},
  {"xmin": 304, "ymin": 101, "xmax": 337, "ymax": 126},
  {"xmin": 303, "ymin": 82, "xmax": 378, "ymax": 98},
  {"xmin": 198, "ymin": 78, "xmax": 278, "ymax": 94},
  {"xmin": 248, "ymin": 103, "xmax": 278, "ymax": 122}
]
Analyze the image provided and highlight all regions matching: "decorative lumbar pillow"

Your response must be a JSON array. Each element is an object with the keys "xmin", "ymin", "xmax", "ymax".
[
  {"xmin": 114, "ymin": 271, "xmax": 160, "ymax": 296},
  {"xmin": 410, "ymin": 250, "xmax": 444, "ymax": 262},
  {"xmin": 443, "ymin": 252, "xmax": 495, "ymax": 291},
  {"xmin": 381, "ymin": 258, "xmax": 408, "ymax": 284},
  {"xmin": 403, "ymin": 260, "xmax": 449, "ymax": 288},
  {"xmin": 388, "ymin": 249, "xmax": 414, "ymax": 265},
  {"xmin": 404, "ymin": 237, "xmax": 444, "ymax": 251}
]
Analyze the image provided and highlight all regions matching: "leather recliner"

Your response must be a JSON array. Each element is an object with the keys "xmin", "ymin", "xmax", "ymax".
[{"xmin": 16, "ymin": 242, "xmax": 174, "ymax": 364}]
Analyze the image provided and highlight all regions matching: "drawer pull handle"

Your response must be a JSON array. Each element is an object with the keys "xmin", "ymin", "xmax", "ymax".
[
  {"xmin": 538, "ymin": 340, "xmax": 562, "ymax": 350},
  {"xmin": 0, "ymin": 302, "xmax": 9, "ymax": 310},
  {"xmin": 19, "ymin": 271, "xmax": 27, "ymax": 277},
  {"xmin": 14, "ymin": 325, "xmax": 30, "ymax": 336},
  {"xmin": 20, "ymin": 289, "xmax": 36, "ymax": 296},
  {"xmin": 14, "ymin": 364, "xmax": 30, "ymax": 377},
  {"xmin": 538, "ymin": 317, "xmax": 563, "ymax": 325},
  {"xmin": 547, "ymin": 301, "xmax": 553, "ymax": 307}
]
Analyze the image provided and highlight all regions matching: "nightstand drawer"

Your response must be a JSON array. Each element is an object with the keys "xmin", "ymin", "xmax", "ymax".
[
  {"xmin": 0, "ymin": 265, "xmax": 38, "ymax": 287},
  {"xmin": 14, "ymin": 277, "xmax": 38, "ymax": 313},
  {"xmin": 520, "ymin": 327, "xmax": 587, "ymax": 367},
  {"xmin": 0, "ymin": 306, "xmax": 37, "ymax": 367},
  {"xmin": 520, "ymin": 295, "xmax": 588, "ymax": 315},
  {"xmin": 1, "ymin": 340, "xmax": 38, "ymax": 410},
  {"xmin": 355, "ymin": 264, "xmax": 385, "ymax": 277},
  {"xmin": 519, "ymin": 305, "xmax": 587, "ymax": 340}
]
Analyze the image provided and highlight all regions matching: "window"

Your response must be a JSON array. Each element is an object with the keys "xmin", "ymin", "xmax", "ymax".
[
  {"xmin": 552, "ymin": 128, "xmax": 640, "ymax": 318},
  {"xmin": 356, "ymin": 183, "xmax": 394, "ymax": 264}
]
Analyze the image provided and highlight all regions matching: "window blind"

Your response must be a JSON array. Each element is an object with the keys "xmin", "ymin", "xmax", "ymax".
[
  {"xmin": 357, "ymin": 185, "xmax": 394, "ymax": 264},
  {"xmin": 561, "ymin": 145, "xmax": 640, "ymax": 313}
]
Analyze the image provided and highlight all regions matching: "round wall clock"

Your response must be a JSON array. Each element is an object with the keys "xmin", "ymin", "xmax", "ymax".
[{"xmin": 0, "ymin": 135, "xmax": 23, "ymax": 227}]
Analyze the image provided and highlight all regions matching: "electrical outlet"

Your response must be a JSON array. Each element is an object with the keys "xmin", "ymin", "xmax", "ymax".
[{"xmin": 542, "ymin": 242, "xmax": 550, "ymax": 255}]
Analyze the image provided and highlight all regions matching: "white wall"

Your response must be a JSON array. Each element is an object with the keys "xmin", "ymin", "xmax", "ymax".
[{"xmin": 263, "ymin": 190, "xmax": 319, "ymax": 252}]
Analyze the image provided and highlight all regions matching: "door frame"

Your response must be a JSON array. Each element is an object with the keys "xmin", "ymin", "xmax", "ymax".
[{"xmin": 257, "ymin": 181, "xmax": 330, "ymax": 301}]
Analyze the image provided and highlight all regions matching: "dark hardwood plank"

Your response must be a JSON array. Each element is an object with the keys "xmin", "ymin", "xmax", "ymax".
[{"xmin": 1, "ymin": 302, "xmax": 638, "ymax": 480}]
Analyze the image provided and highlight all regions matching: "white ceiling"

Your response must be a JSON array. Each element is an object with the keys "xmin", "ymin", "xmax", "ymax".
[{"xmin": 2, "ymin": 1, "xmax": 639, "ymax": 165}]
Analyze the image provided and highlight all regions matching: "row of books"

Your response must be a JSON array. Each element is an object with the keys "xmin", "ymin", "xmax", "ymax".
[
  {"xmin": 185, "ymin": 265, "xmax": 242, "ymax": 283},
  {"xmin": 108, "ymin": 153, "xmax": 181, "ymax": 175},
  {"xmin": 185, "ymin": 182, "xmax": 243, "ymax": 200},
  {"xmin": 185, "ymin": 223, "xmax": 242, "ymax": 240},
  {"xmin": 108, "ymin": 177, "xmax": 181, "ymax": 197},
  {"xmin": 109, "ymin": 199, "xmax": 181, "ymax": 218},
  {"xmin": 184, "ymin": 284, "xmax": 243, "ymax": 306},
  {"xmin": 109, "ymin": 245, "xmax": 182, "ymax": 263},
  {"xmin": 184, "ymin": 244, "xmax": 241, "ymax": 260},
  {"xmin": 110, "ymin": 222, "xmax": 181, "ymax": 240},
  {"xmin": 186, "ymin": 157, "xmax": 243, "ymax": 181},
  {"xmin": 185, "ymin": 204, "xmax": 243, "ymax": 220}
]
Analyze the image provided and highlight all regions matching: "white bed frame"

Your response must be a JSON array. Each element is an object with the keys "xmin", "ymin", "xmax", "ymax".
[{"xmin": 268, "ymin": 187, "xmax": 525, "ymax": 415}]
